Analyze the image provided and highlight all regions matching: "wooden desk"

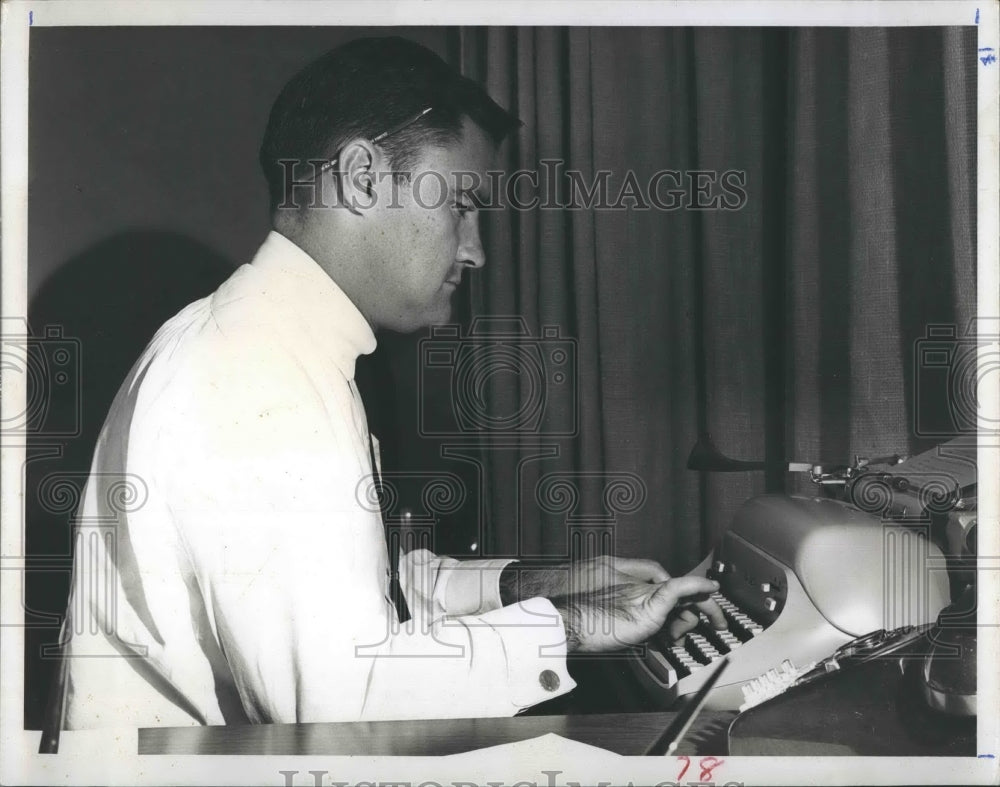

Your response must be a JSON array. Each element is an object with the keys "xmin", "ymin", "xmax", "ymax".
[{"xmin": 138, "ymin": 712, "xmax": 736, "ymax": 756}]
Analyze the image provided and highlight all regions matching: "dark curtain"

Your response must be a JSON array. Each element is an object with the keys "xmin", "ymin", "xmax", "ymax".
[{"xmin": 453, "ymin": 27, "xmax": 976, "ymax": 573}]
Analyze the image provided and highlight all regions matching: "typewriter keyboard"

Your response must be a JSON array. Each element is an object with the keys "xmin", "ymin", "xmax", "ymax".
[{"xmin": 644, "ymin": 591, "xmax": 766, "ymax": 687}]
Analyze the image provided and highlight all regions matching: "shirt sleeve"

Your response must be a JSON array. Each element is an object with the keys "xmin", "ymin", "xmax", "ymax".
[
  {"xmin": 400, "ymin": 550, "xmax": 516, "ymax": 616},
  {"xmin": 152, "ymin": 335, "xmax": 575, "ymax": 723}
]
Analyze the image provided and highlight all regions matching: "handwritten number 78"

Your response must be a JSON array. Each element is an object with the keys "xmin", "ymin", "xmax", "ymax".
[{"xmin": 675, "ymin": 756, "xmax": 724, "ymax": 782}]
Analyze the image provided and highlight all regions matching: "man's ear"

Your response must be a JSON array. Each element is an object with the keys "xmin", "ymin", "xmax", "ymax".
[{"xmin": 337, "ymin": 139, "xmax": 378, "ymax": 214}]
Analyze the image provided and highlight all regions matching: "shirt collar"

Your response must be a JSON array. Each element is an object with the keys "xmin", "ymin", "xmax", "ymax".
[{"xmin": 248, "ymin": 230, "xmax": 377, "ymax": 380}]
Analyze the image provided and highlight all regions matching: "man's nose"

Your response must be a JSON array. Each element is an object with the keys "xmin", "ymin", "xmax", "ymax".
[{"xmin": 457, "ymin": 219, "xmax": 486, "ymax": 269}]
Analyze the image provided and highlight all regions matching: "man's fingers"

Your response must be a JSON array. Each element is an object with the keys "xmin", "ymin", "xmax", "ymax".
[
  {"xmin": 667, "ymin": 608, "xmax": 700, "ymax": 643},
  {"xmin": 651, "ymin": 576, "xmax": 720, "ymax": 610},
  {"xmin": 611, "ymin": 557, "xmax": 670, "ymax": 583},
  {"xmin": 693, "ymin": 596, "xmax": 728, "ymax": 630}
]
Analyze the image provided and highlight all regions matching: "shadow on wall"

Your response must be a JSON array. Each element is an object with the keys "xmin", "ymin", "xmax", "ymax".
[{"xmin": 23, "ymin": 230, "xmax": 235, "ymax": 729}]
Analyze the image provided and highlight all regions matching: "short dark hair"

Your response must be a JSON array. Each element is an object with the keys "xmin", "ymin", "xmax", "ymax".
[{"xmin": 259, "ymin": 36, "xmax": 521, "ymax": 214}]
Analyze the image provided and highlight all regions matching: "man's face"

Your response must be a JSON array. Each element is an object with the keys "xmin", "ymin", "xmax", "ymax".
[{"xmin": 365, "ymin": 117, "xmax": 494, "ymax": 333}]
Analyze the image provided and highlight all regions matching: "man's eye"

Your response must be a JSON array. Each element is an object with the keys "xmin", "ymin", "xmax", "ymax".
[{"xmin": 454, "ymin": 202, "xmax": 476, "ymax": 217}]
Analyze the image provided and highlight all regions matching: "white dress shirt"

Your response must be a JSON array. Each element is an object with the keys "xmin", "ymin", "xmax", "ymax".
[{"xmin": 62, "ymin": 231, "xmax": 575, "ymax": 728}]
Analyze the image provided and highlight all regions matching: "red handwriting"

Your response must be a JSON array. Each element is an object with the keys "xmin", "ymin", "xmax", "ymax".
[
  {"xmin": 675, "ymin": 756, "xmax": 725, "ymax": 782},
  {"xmin": 699, "ymin": 756, "xmax": 725, "ymax": 781}
]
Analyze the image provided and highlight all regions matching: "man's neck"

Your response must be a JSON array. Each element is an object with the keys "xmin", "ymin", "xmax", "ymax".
[{"xmin": 272, "ymin": 222, "xmax": 380, "ymax": 334}]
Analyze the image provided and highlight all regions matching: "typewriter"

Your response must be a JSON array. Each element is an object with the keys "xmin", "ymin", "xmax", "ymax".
[{"xmin": 631, "ymin": 437, "xmax": 977, "ymax": 711}]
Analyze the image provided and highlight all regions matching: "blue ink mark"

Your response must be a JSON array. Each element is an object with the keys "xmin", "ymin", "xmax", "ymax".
[
  {"xmin": 980, "ymin": 47, "xmax": 997, "ymax": 66},
  {"xmin": 975, "ymin": 7, "xmax": 979, "ymax": 24},
  {"xmin": 979, "ymin": 754, "xmax": 995, "ymax": 759},
  {"xmin": 29, "ymin": 10, "xmax": 33, "ymax": 25}
]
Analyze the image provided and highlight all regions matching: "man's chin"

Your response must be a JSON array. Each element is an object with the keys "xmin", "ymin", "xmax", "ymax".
[
  {"xmin": 432, "ymin": 300, "xmax": 454, "ymax": 325},
  {"xmin": 404, "ymin": 305, "xmax": 453, "ymax": 334}
]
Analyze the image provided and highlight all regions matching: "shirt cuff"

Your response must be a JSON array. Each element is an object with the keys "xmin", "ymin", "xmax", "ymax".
[
  {"xmin": 479, "ymin": 595, "xmax": 577, "ymax": 709},
  {"xmin": 436, "ymin": 557, "xmax": 518, "ymax": 616}
]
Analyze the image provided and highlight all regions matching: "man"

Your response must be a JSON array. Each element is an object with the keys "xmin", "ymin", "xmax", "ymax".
[{"xmin": 58, "ymin": 36, "xmax": 724, "ymax": 728}]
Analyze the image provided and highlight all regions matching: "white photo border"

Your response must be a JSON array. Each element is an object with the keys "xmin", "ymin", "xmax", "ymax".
[{"xmin": 1, "ymin": 1, "xmax": 997, "ymax": 785}]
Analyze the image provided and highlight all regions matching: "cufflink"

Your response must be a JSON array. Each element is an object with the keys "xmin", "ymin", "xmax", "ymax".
[{"xmin": 539, "ymin": 669, "xmax": 560, "ymax": 692}]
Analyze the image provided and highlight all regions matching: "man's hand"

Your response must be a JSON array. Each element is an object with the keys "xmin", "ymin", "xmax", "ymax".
[
  {"xmin": 568, "ymin": 555, "xmax": 671, "ymax": 594},
  {"xmin": 550, "ymin": 576, "xmax": 725, "ymax": 653},
  {"xmin": 499, "ymin": 556, "xmax": 670, "ymax": 604}
]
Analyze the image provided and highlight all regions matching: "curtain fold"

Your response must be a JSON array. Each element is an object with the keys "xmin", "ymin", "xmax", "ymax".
[
  {"xmin": 847, "ymin": 28, "xmax": 906, "ymax": 455},
  {"xmin": 454, "ymin": 27, "xmax": 976, "ymax": 572}
]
